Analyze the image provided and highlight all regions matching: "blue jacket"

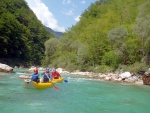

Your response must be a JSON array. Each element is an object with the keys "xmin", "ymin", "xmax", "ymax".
[{"xmin": 31, "ymin": 73, "xmax": 39, "ymax": 82}]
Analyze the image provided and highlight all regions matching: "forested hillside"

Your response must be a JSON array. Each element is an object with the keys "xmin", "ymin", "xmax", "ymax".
[
  {"xmin": 45, "ymin": 0, "xmax": 150, "ymax": 72},
  {"xmin": 0, "ymin": 0, "xmax": 53, "ymax": 66}
]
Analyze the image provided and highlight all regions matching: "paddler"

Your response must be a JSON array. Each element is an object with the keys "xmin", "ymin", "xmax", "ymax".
[
  {"xmin": 52, "ymin": 68, "xmax": 61, "ymax": 79},
  {"xmin": 31, "ymin": 68, "xmax": 40, "ymax": 83},
  {"xmin": 41, "ymin": 67, "xmax": 52, "ymax": 82}
]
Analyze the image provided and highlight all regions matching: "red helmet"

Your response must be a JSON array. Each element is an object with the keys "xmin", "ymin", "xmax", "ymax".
[{"xmin": 34, "ymin": 68, "xmax": 38, "ymax": 73}]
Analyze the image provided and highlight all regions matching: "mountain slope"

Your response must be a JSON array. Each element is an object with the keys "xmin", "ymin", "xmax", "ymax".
[
  {"xmin": 45, "ymin": 27, "xmax": 64, "ymax": 38},
  {"xmin": 0, "ymin": 0, "xmax": 53, "ymax": 66},
  {"xmin": 44, "ymin": 0, "xmax": 150, "ymax": 72}
]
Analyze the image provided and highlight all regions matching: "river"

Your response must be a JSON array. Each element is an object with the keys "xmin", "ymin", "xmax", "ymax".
[{"xmin": 0, "ymin": 68, "xmax": 149, "ymax": 113}]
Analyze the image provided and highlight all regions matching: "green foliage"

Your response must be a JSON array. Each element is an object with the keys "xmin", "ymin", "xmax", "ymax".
[
  {"xmin": 133, "ymin": 1, "xmax": 150, "ymax": 64},
  {"xmin": 44, "ymin": 0, "xmax": 149, "ymax": 72},
  {"xmin": 45, "ymin": 38, "xmax": 59, "ymax": 56},
  {"xmin": 96, "ymin": 65, "xmax": 114, "ymax": 73},
  {"xmin": 77, "ymin": 44, "xmax": 90, "ymax": 65},
  {"xmin": 108, "ymin": 26, "xmax": 129, "ymax": 64},
  {"xmin": 118, "ymin": 62, "xmax": 149, "ymax": 73},
  {"xmin": 0, "ymin": 0, "xmax": 53, "ymax": 66},
  {"xmin": 101, "ymin": 51, "xmax": 120, "ymax": 68},
  {"xmin": 108, "ymin": 26, "xmax": 128, "ymax": 46}
]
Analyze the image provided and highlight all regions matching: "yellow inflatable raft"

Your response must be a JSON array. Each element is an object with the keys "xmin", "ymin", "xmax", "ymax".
[
  {"xmin": 32, "ymin": 81, "xmax": 54, "ymax": 90},
  {"xmin": 52, "ymin": 77, "xmax": 63, "ymax": 83}
]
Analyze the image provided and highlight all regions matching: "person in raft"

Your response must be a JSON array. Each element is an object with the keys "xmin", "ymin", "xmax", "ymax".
[
  {"xmin": 31, "ymin": 68, "xmax": 40, "ymax": 83},
  {"xmin": 52, "ymin": 68, "xmax": 61, "ymax": 79},
  {"xmin": 41, "ymin": 67, "xmax": 52, "ymax": 82}
]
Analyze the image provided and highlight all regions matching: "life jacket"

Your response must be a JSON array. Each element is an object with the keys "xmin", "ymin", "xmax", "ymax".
[
  {"xmin": 43, "ymin": 72, "xmax": 52, "ymax": 80},
  {"xmin": 31, "ymin": 73, "xmax": 39, "ymax": 82},
  {"xmin": 52, "ymin": 71, "xmax": 60, "ymax": 79}
]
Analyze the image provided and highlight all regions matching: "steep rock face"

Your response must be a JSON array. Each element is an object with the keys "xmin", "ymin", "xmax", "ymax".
[{"xmin": 142, "ymin": 73, "xmax": 150, "ymax": 85}]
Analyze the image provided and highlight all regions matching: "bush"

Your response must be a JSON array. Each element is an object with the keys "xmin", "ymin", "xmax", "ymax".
[
  {"xmin": 89, "ymin": 65, "xmax": 114, "ymax": 73},
  {"xmin": 65, "ymin": 63, "xmax": 78, "ymax": 72},
  {"xmin": 101, "ymin": 51, "xmax": 120, "ymax": 68},
  {"xmin": 118, "ymin": 62, "xmax": 149, "ymax": 73}
]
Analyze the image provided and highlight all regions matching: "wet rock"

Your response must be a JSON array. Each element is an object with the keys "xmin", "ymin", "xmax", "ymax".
[
  {"xmin": 142, "ymin": 73, "xmax": 150, "ymax": 85},
  {"xmin": 137, "ymin": 70, "xmax": 145, "ymax": 75},
  {"xmin": 104, "ymin": 77, "xmax": 111, "ymax": 81},
  {"xmin": 114, "ymin": 78, "xmax": 122, "ymax": 82}
]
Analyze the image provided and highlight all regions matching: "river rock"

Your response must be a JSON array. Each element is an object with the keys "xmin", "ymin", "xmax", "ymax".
[
  {"xmin": 104, "ymin": 77, "xmax": 111, "ymax": 81},
  {"xmin": 114, "ymin": 78, "xmax": 122, "ymax": 82},
  {"xmin": 142, "ymin": 73, "xmax": 150, "ymax": 85},
  {"xmin": 29, "ymin": 66, "xmax": 44, "ymax": 71},
  {"xmin": 119, "ymin": 72, "xmax": 131, "ymax": 79},
  {"xmin": 0, "ymin": 63, "xmax": 13, "ymax": 73},
  {"xmin": 56, "ymin": 68, "xmax": 64, "ymax": 73}
]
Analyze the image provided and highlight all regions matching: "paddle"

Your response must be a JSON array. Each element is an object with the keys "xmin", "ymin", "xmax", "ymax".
[
  {"xmin": 18, "ymin": 75, "xmax": 31, "ymax": 79},
  {"xmin": 64, "ymin": 79, "xmax": 68, "ymax": 83},
  {"xmin": 45, "ymin": 73, "xmax": 59, "ymax": 90},
  {"xmin": 53, "ymin": 85, "xmax": 59, "ymax": 90}
]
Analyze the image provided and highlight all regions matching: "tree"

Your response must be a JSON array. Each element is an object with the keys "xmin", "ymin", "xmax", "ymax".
[
  {"xmin": 44, "ymin": 0, "xmax": 149, "ymax": 72},
  {"xmin": 0, "ymin": 0, "xmax": 53, "ymax": 66},
  {"xmin": 108, "ymin": 25, "xmax": 128, "ymax": 64},
  {"xmin": 45, "ymin": 38, "xmax": 59, "ymax": 56},
  {"xmin": 133, "ymin": 1, "xmax": 150, "ymax": 64}
]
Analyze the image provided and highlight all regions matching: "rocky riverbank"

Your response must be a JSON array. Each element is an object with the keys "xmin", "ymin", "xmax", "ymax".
[
  {"xmin": 1, "ymin": 64, "xmax": 149, "ymax": 85},
  {"xmin": 57, "ymin": 68, "xmax": 150, "ymax": 85}
]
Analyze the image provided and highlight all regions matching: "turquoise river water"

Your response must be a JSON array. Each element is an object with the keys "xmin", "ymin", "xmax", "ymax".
[{"xmin": 0, "ymin": 68, "xmax": 150, "ymax": 113}]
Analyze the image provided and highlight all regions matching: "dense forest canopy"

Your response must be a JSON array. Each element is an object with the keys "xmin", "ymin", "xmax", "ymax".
[
  {"xmin": 0, "ymin": 0, "xmax": 54, "ymax": 66},
  {"xmin": 45, "ymin": 0, "xmax": 150, "ymax": 72}
]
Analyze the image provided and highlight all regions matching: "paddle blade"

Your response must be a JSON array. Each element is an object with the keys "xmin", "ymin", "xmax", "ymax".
[
  {"xmin": 64, "ymin": 80, "xmax": 68, "ymax": 83},
  {"xmin": 54, "ymin": 86, "xmax": 59, "ymax": 90}
]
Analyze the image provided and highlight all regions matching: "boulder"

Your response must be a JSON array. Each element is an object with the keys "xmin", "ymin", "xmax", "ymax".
[
  {"xmin": 142, "ymin": 73, "xmax": 150, "ymax": 85},
  {"xmin": 29, "ymin": 66, "xmax": 36, "ymax": 70},
  {"xmin": 56, "ymin": 68, "xmax": 63, "ymax": 73},
  {"xmin": 119, "ymin": 72, "xmax": 131, "ymax": 79},
  {"xmin": 29, "ymin": 66, "xmax": 44, "ymax": 71},
  {"xmin": 137, "ymin": 70, "xmax": 145, "ymax": 75},
  {"xmin": 104, "ymin": 77, "xmax": 111, "ymax": 81},
  {"xmin": 0, "ymin": 63, "xmax": 13, "ymax": 73}
]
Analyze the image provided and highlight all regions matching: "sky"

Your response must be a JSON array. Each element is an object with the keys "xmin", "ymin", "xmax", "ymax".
[{"xmin": 25, "ymin": 0, "xmax": 97, "ymax": 32}]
